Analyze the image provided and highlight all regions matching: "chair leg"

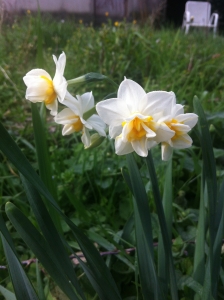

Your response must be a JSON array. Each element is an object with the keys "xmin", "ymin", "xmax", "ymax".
[{"xmin": 185, "ymin": 25, "xmax": 190, "ymax": 34}]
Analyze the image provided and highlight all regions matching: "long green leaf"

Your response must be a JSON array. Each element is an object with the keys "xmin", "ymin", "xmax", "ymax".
[
  {"xmin": 36, "ymin": 260, "xmax": 45, "ymax": 300},
  {"xmin": 211, "ymin": 181, "xmax": 224, "ymax": 296},
  {"xmin": 0, "ymin": 214, "xmax": 38, "ymax": 300},
  {"xmin": 201, "ymin": 259, "xmax": 212, "ymax": 300},
  {"xmin": 20, "ymin": 174, "xmax": 85, "ymax": 300},
  {"xmin": 193, "ymin": 97, "xmax": 218, "ymax": 298},
  {"xmin": 125, "ymin": 155, "xmax": 162, "ymax": 299},
  {"xmin": 31, "ymin": 104, "xmax": 56, "ymax": 198},
  {"xmin": 158, "ymin": 159, "xmax": 172, "ymax": 291},
  {"xmin": 0, "ymin": 122, "xmax": 59, "ymax": 210},
  {"xmin": 5, "ymin": 202, "xmax": 81, "ymax": 300},
  {"xmin": 31, "ymin": 104, "xmax": 61, "ymax": 231},
  {"xmin": 193, "ymin": 97, "xmax": 217, "ymax": 244},
  {"xmin": 145, "ymin": 151, "xmax": 178, "ymax": 300},
  {"xmin": 193, "ymin": 170, "xmax": 206, "ymax": 286},
  {"xmin": 66, "ymin": 219, "xmax": 122, "ymax": 300},
  {"xmin": 0, "ymin": 285, "xmax": 16, "ymax": 300},
  {"xmin": 88, "ymin": 230, "xmax": 135, "ymax": 271},
  {"xmin": 0, "ymin": 123, "xmax": 121, "ymax": 300},
  {"xmin": 20, "ymin": 177, "xmax": 121, "ymax": 299}
]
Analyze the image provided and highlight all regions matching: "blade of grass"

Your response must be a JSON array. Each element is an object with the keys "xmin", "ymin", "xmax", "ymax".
[
  {"xmin": 124, "ymin": 155, "xmax": 163, "ymax": 299},
  {"xmin": 145, "ymin": 151, "xmax": 178, "ymax": 300}
]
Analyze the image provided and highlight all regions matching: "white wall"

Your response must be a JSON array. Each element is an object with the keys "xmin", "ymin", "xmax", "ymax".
[
  {"xmin": 3, "ymin": 0, "xmax": 93, "ymax": 13},
  {"xmin": 3, "ymin": 0, "xmax": 163, "ymax": 17}
]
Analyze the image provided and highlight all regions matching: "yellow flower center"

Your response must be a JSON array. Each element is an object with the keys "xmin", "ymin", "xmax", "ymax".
[
  {"xmin": 165, "ymin": 119, "xmax": 183, "ymax": 141},
  {"xmin": 122, "ymin": 116, "xmax": 155, "ymax": 142},
  {"xmin": 40, "ymin": 75, "xmax": 57, "ymax": 105},
  {"xmin": 72, "ymin": 117, "xmax": 83, "ymax": 132}
]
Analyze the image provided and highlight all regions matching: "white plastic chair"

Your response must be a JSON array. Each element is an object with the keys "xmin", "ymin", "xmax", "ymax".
[{"xmin": 182, "ymin": 1, "xmax": 219, "ymax": 35}]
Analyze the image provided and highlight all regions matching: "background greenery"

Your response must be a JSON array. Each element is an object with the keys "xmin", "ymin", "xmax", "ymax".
[{"xmin": 0, "ymin": 13, "xmax": 224, "ymax": 299}]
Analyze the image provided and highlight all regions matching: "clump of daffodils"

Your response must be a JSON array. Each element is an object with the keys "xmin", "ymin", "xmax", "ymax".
[
  {"xmin": 23, "ymin": 52, "xmax": 106, "ymax": 147},
  {"xmin": 23, "ymin": 53, "xmax": 198, "ymax": 160},
  {"xmin": 96, "ymin": 78, "xmax": 198, "ymax": 160}
]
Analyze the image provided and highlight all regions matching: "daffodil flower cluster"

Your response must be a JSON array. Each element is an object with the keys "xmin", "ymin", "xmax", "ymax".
[
  {"xmin": 23, "ymin": 52, "xmax": 106, "ymax": 147},
  {"xmin": 96, "ymin": 78, "xmax": 198, "ymax": 160},
  {"xmin": 23, "ymin": 52, "xmax": 198, "ymax": 160}
]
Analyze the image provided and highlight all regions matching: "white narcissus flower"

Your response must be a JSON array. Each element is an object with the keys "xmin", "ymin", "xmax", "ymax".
[
  {"xmin": 54, "ymin": 91, "xmax": 106, "ymax": 147},
  {"xmin": 23, "ymin": 52, "xmax": 67, "ymax": 116},
  {"xmin": 96, "ymin": 78, "xmax": 176, "ymax": 157},
  {"xmin": 159, "ymin": 103, "xmax": 198, "ymax": 161}
]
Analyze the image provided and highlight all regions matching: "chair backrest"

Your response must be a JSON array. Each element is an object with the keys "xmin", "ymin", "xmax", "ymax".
[{"xmin": 185, "ymin": 1, "xmax": 211, "ymax": 25}]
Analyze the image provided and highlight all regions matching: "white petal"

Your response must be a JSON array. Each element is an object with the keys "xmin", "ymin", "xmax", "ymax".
[
  {"xmin": 153, "ymin": 123, "xmax": 175, "ymax": 143},
  {"xmin": 62, "ymin": 124, "xmax": 75, "ymax": 135},
  {"xmin": 24, "ymin": 78, "xmax": 50, "ymax": 102},
  {"xmin": 147, "ymin": 140, "xmax": 158, "ymax": 149},
  {"xmin": 172, "ymin": 134, "xmax": 192, "ymax": 149},
  {"xmin": 141, "ymin": 91, "xmax": 176, "ymax": 116},
  {"xmin": 23, "ymin": 69, "xmax": 52, "ymax": 85},
  {"xmin": 96, "ymin": 98, "xmax": 130, "ymax": 126},
  {"xmin": 61, "ymin": 91, "xmax": 80, "ymax": 115},
  {"xmin": 172, "ymin": 104, "xmax": 184, "ymax": 116},
  {"xmin": 54, "ymin": 108, "xmax": 79, "ymax": 124},
  {"xmin": 121, "ymin": 122, "xmax": 133, "ymax": 142},
  {"xmin": 125, "ymin": 112, "xmax": 151, "ymax": 121},
  {"xmin": 77, "ymin": 92, "xmax": 94, "ymax": 116},
  {"xmin": 141, "ymin": 123, "xmax": 156, "ymax": 138},
  {"xmin": 46, "ymin": 100, "xmax": 58, "ymax": 116},
  {"xmin": 86, "ymin": 114, "xmax": 106, "ymax": 136},
  {"xmin": 161, "ymin": 143, "xmax": 173, "ymax": 161},
  {"xmin": 80, "ymin": 117, "xmax": 92, "ymax": 129},
  {"xmin": 53, "ymin": 52, "xmax": 66, "ymax": 74},
  {"xmin": 54, "ymin": 78, "xmax": 67, "ymax": 103},
  {"xmin": 131, "ymin": 138, "xmax": 148, "ymax": 157},
  {"xmin": 109, "ymin": 125, "xmax": 122, "ymax": 139},
  {"xmin": 172, "ymin": 123, "xmax": 191, "ymax": 133},
  {"xmin": 118, "ymin": 78, "xmax": 146, "ymax": 112},
  {"xmin": 53, "ymin": 52, "xmax": 67, "ymax": 102},
  {"xmin": 115, "ymin": 136, "xmax": 133, "ymax": 155},
  {"xmin": 176, "ymin": 113, "xmax": 198, "ymax": 128},
  {"xmin": 81, "ymin": 127, "xmax": 91, "ymax": 147}
]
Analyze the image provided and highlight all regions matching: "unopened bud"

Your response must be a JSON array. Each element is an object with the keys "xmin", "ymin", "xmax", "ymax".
[{"xmin": 85, "ymin": 133, "xmax": 105, "ymax": 149}]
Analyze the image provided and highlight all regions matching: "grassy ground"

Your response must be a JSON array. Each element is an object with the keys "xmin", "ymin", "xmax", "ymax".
[{"xmin": 0, "ymin": 13, "xmax": 224, "ymax": 299}]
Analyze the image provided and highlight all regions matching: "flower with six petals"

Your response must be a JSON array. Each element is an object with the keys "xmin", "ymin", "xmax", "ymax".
[
  {"xmin": 54, "ymin": 91, "xmax": 106, "ymax": 147},
  {"xmin": 23, "ymin": 52, "xmax": 67, "ymax": 116},
  {"xmin": 158, "ymin": 102, "xmax": 198, "ymax": 160}
]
